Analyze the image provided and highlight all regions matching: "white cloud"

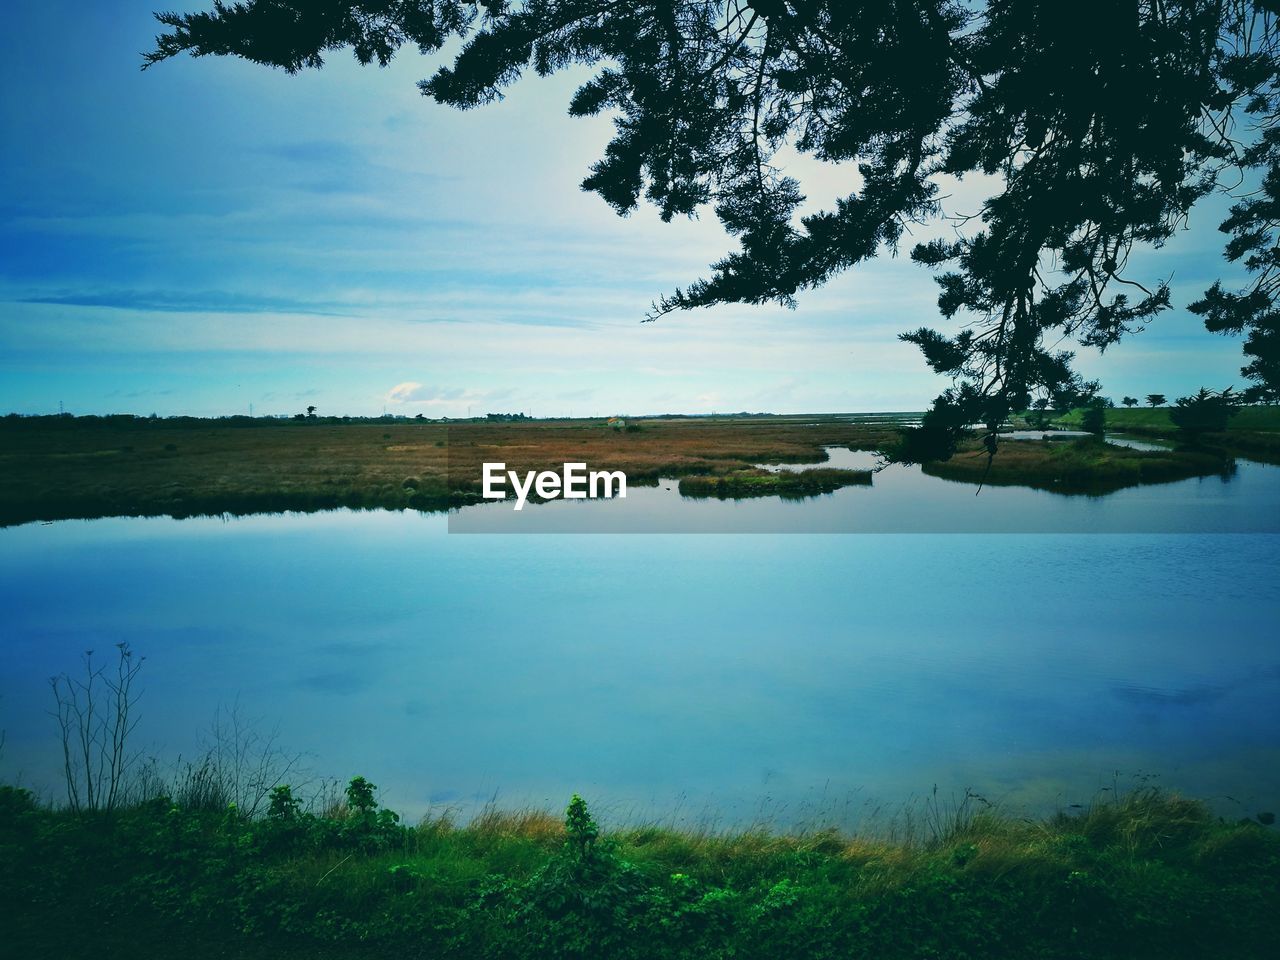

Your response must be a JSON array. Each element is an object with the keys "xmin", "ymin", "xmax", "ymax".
[
  {"xmin": 386, "ymin": 381, "xmax": 426, "ymax": 403},
  {"xmin": 385, "ymin": 382, "xmax": 489, "ymax": 406}
]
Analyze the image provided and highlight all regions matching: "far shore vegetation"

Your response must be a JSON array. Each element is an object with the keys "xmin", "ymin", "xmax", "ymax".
[
  {"xmin": 922, "ymin": 437, "xmax": 1236, "ymax": 494},
  {"xmin": 1047, "ymin": 405, "xmax": 1280, "ymax": 463},
  {"xmin": 1, "ymin": 404, "xmax": 1277, "ymax": 525},
  {"xmin": 678, "ymin": 466, "xmax": 874, "ymax": 499},
  {"xmin": 0, "ymin": 413, "xmax": 897, "ymax": 526}
]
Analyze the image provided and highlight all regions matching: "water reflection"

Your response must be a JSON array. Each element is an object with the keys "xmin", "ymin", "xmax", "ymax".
[
  {"xmin": 1, "ymin": 513, "xmax": 1277, "ymax": 828},
  {"xmin": 1105, "ymin": 433, "xmax": 1176, "ymax": 452},
  {"xmin": 758, "ymin": 447, "xmax": 886, "ymax": 473},
  {"xmin": 450, "ymin": 451, "xmax": 1280, "ymax": 534}
]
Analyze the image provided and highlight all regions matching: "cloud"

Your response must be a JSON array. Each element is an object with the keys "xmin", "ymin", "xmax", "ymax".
[
  {"xmin": 2, "ymin": 2, "xmax": 1264, "ymax": 422},
  {"xmin": 387, "ymin": 382, "xmax": 428, "ymax": 403},
  {"xmin": 556, "ymin": 387, "xmax": 599, "ymax": 402},
  {"xmin": 267, "ymin": 140, "xmax": 367, "ymax": 167},
  {"xmin": 104, "ymin": 388, "xmax": 175, "ymax": 399},
  {"xmin": 18, "ymin": 289, "xmax": 347, "ymax": 316},
  {"xmin": 386, "ymin": 382, "xmax": 487, "ymax": 406}
]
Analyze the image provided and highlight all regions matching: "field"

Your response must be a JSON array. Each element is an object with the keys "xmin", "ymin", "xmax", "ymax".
[
  {"xmin": 1051, "ymin": 405, "xmax": 1280, "ymax": 433},
  {"xmin": 3, "ymin": 408, "xmax": 1277, "ymax": 526},
  {"xmin": 2, "ymin": 782, "xmax": 1276, "ymax": 960},
  {"xmin": 1050, "ymin": 406, "xmax": 1280, "ymax": 463},
  {"xmin": 0, "ymin": 415, "xmax": 900, "ymax": 526}
]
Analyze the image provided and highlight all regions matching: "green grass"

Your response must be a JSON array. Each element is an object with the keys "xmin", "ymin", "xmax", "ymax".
[
  {"xmin": 1, "ymin": 784, "xmax": 1275, "ymax": 959},
  {"xmin": 1041, "ymin": 406, "xmax": 1280, "ymax": 466},
  {"xmin": 1052, "ymin": 405, "xmax": 1280, "ymax": 434},
  {"xmin": 924, "ymin": 436, "xmax": 1235, "ymax": 493}
]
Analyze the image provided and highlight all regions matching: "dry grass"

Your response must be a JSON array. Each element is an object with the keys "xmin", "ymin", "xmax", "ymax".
[
  {"xmin": 0, "ymin": 415, "xmax": 901, "ymax": 525},
  {"xmin": 390, "ymin": 786, "xmax": 1270, "ymax": 902},
  {"xmin": 467, "ymin": 808, "xmax": 567, "ymax": 846},
  {"xmin": 442, "ymin": 417, "xmax": 896, "ymax": 490}
]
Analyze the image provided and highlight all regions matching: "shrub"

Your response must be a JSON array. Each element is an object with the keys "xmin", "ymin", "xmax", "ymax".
[
  {"xmin": 565, "ymin": 794, "xmax": 599, "ymax": 855},
  {"xmin": 1081, "ymin": 401, "xmax": 1107, "ymax": 435},
  {"xmin": 267, "ymin": 785, "xmax": 301, "ymax": 821},
  {"xmin": 1170, "ymin": 388, "xmax": 1240, "ymax": 439}
]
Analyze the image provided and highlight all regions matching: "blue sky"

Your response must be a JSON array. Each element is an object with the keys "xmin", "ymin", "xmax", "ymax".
[{"xmin": 0, "ymin": 1, "xmax": 1259, "ymax": 418}]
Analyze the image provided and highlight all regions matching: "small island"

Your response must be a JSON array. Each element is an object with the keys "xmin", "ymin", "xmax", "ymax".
[
  {"xmin": 678, "ymin": 466, "xmax": 874, "ymax": 499},
  {"xmin": 922, "ymin": 436, "xmax": 1235, "ymax": 494}
]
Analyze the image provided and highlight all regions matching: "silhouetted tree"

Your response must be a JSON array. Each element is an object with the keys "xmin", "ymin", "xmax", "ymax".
[
  {"xmin": 144, "ymin": 1, "xmax": 1280, "ymax": 457},
  {"xmin": 1170, "ymin": 387, "xmax": 1240, "ymax": 438},
  {"xmin": 1146, "ymin": 393, "xmax": 1168, "ymax": 408},
  {"xmin": 1122, "ymin": 396, "xmax": 1139, "ymax": 408},
  {"xmin": 1081, "ymin": 399, "xmax": 1107, "ymax": 435}
]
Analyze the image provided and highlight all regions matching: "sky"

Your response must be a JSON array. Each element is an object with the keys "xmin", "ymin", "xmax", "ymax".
[{"xmin": 0, "ymin": 1, "xmax": 1261, "ymax": 418}]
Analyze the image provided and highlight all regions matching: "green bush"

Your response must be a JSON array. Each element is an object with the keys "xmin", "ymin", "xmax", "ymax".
[
  {"xmin": 1082, "ymin": 402, "xmax": 1108, "ymax": 435},
  {"xmin": 1, "ymin": 786, "xmax": 1277, "ymax": 959},
  {"xmin": 1170, "ymin": 388, "xmax": 1240, "ymax": 439}
]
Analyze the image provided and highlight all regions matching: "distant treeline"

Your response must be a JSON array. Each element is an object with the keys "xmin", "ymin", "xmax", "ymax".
[
  {"xmin": 1, "ymin": 411, "xmax": 883, "ymax": 427},
  {"xmin": 0, "ymin": 412, "xmax": 444, "ymax": 429}
]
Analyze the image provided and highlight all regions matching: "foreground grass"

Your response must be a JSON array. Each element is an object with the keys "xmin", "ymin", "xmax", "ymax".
[
  {"xmin": 924, "ymin": 436, "xmax": 1234, "ymax": 493},
  {"xmin": 1, "ymin": 784, "xmax": 1276, "ymax": 959},
  {"xmin": 0, "ymin": 415, "xmax": 900, "ymax": 526}
]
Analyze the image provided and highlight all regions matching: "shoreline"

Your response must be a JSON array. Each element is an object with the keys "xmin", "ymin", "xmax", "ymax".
[{"xmin": 3, "ymin": 411, "xmax": 1277, "ymax": 526}]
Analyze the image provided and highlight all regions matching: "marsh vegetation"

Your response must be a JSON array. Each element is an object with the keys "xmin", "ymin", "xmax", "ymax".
[
  {"xmin": 922, "ymin": 436, "xmax": 1236, "ymax": 494},
  {"xmin": 2, "ymin": 408, "xmax": 1276, "ymax": 525},
  {"xmin": 0, "ymin": 414, "xmax": 898, "ymax": 525},
  {"xmin": 678, "ymin": 466, "xmax": 874, "ymax": 499},
  {"xmin": 2, "ymin": 779, "xmax": 1275, "ymax": 960}
]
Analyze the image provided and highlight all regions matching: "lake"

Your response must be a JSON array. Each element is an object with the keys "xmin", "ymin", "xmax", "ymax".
[{"xmin": 1, "ymin": 453, "xmax": 1278, "ymax": 831}]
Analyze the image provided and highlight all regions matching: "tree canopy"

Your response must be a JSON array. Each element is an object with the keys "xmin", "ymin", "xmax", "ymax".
[{"xmin": 145, "ymin": 1, "xmax": 1280, "ymax": 456}]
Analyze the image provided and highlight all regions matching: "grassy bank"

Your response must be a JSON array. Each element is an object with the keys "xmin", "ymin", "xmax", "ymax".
[
  {"xmin": 1048, "ymin": 406, "xmax": 1280, "ymax": 464},
  {"xmin": 678, "ymin": 467, "xmax": 873, "ymax": 499},
  {"xmin": 1051, "ymin": 405, "xmax": 1280, "ymax": 434},
  {"xmin": 0, "ymin": 415, "xmax": 901, "ymax": 526},
  {"xmin": 924, "ymin": 436, "xmax": 1234, "ymax": 493},
  {"xmin": 1, "ymin": 783, "xmax": 1275, "ymax": 959}
]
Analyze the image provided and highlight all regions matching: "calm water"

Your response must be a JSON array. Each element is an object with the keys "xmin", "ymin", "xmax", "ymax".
[
  {"xmin": 451, "ymin": 445, "xmax": 1280, "ymax": 533},
  {"xmin": 1, "ymin": 459, "xmax": 1278, "ymax": 829}
]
